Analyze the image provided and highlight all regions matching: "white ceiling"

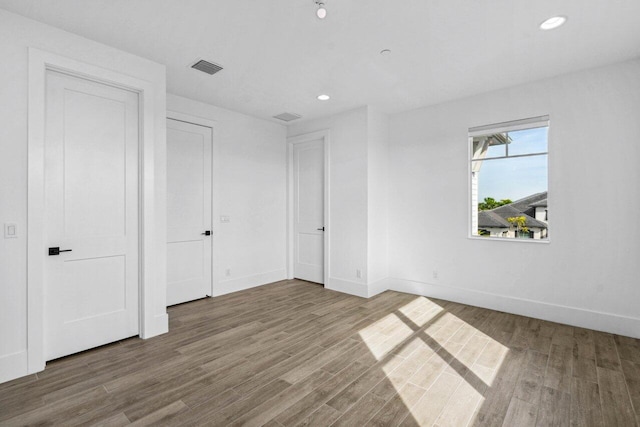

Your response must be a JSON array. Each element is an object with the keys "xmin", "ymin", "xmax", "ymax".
[{"xmin": 1, "ymin": 0, "xmax": 639, "ymax": 124}]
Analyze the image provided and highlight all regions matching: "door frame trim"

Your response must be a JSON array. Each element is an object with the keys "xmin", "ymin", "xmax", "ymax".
[
  {"xmin": 286, "ymin": 130, "xmax": 331, "ymax": 284},
  {"xmin": 166, "ymin": 111, "xmax": 217, "ymax": 298},
  {"xmin": 27, "ymin": 48, "xmax": 166, "ymax": 373}
]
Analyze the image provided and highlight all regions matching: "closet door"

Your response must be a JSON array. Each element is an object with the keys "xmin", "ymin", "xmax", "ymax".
[
  {"xmin": 166, "ymin": 118, "xmax": 213, "ymax": 305},
  {"xmin": 293, "ymin": 139, "xmax": 324, "ymax": 284}
]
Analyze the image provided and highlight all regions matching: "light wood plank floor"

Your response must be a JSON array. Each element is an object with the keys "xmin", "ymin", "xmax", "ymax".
[{"xmin": 1, "ymin": 279, "xmax": 639, "ymax": 426}]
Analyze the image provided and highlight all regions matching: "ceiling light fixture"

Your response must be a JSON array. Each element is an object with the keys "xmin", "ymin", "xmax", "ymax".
[
  {"xmin": 539, "ymin": 16, "xmax": 567, "ymax": 30},
  {"xmin": 317, "ymin": 94, "xmax": 330, "ymax": 101},
  {"xmin": 315, "ymin": 1, "xmax": 327, "ymax": 19}
]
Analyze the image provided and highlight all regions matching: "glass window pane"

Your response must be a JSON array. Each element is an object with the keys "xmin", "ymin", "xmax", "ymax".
[
  {"xmin": 476, "ymin": 155, "xmax": 547, "ymax": 202},
  {"xmin": 472, "ymin": 154, "xmax": 548, "ymax": 240},
  {"xmin": 507, "ymin": 127, "xmax": 548, "ymax": 156},
  {"xmin": 471, "ymin": 133, "xmax": 507, "ymax": 159},
  {"xmin": 470, "ymin": 121, "xmax": 549, "ymax": 241}
]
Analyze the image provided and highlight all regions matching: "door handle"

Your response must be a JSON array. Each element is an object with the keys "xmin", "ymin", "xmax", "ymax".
[
  {"xmin": 317, "ymin": 227, "xmax": 325, "ymax": 231},
  {"xmin": 48, "ymin": 247, "xmax": 72, "ymax": 256},
  {"xmin": 201, "ymin": 230, "xmax": 211, "ymax": 236}
]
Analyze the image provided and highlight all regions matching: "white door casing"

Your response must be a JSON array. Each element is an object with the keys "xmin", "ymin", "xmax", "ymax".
[
  {"xmin": 27, "ymin": 48, "xmax": 166, "ymax": 379},
  {"xmin": 166, "ymin": 119, "xmax": 213, "ymax": 306},
  {"xmin": 43, "ymin": 70, "xmax": 139, "ymax": 360},
  {"xmin": 293, "ymin": 139, "xmax": 325, "ymax": 284}
]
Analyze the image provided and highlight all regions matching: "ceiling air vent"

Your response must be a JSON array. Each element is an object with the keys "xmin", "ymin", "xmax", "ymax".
[
  {"xmin": 191, "ymin": 59, "xmax": 223, "ymax": 75},
  {"xmin": 273, "ymin": 112, "xmax": 302, "ymax": 122}
]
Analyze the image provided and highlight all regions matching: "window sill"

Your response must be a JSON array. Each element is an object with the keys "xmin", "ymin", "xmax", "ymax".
[{"xmin": 468, "ymin": 235, "xmax": 550, "ymax": 244}]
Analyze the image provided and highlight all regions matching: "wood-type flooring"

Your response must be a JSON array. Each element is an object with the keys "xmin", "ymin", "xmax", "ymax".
[{"xmin": 1, "ymin": 279, "xmax": 639, "ymax": 426}]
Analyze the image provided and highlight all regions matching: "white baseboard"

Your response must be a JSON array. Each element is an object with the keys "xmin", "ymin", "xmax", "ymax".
[
  {"xmin": 385, "ymin": 277, "xmax": 640, "ymax": 339},
  {"xmin": 212, "ymin": 269, "xmax": 287, "ymax": 297},
  {"xmin": 2, "ymin": 313, "xmax": 170, "ymax": 384},
  {"xmin": 368, "ymin": 277, "xmax": 391, "ymax": 298},
  {"xmin": 326, "ymin": 277, "xmax": 369, "ymax": 298},
  {"xmin": 0, "ymin": 350, "xmax": 28, "ymax": 384}
]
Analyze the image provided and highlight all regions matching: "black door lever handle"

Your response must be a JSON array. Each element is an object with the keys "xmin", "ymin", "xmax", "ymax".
[
  {"xmin": 201, "ymin": 230, "xmax": 211, "ymax": 236},
  {"xmin": 48, "ymin": 247, "xmax": 72, "ymax": 256},
  {"xmin": 317, "ymin": 227, "xmax": 325, "ymax": 231}
]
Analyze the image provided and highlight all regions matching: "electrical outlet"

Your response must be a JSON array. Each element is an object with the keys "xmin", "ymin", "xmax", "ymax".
[
  {"xmin": 432, "ymin": 270, "xmax": 438, "ymax": 279},
  {"xmin": 225, "ymin": 268, "xmax": 231, "ymax": 277},
  {"xmin": 4, "ymin": 223, "xmax": 17, "ymax": 239},
  {"xmin": 356, "ymin": 269, "xmax": 362, "ymax": 279}
]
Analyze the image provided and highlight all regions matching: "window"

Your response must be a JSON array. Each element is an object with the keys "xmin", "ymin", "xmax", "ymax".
[{"xmin": 469, "ymin": 116, "xmax": 549, "ymax": 241}]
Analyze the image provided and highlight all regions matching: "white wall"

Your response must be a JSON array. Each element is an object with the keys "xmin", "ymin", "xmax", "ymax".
[
  {"xmin": 0, "ymin": 9, "xmax": 168, "ymax": 383},
  {"xmin": 288, "ymin": 106, "xmax": 390, "ymax": 297},
  {"xmin": 367, "ymin": 108, "xmax": 389, "ymax": 289},
  {"xmin": 388, "ymin": 59, "xmax": 640, "ymax": 338},
  {"xmin": 288, "ymin": 107, "xmax": 370, "ymax": 296},
  {"xmin": 167, "ymin": 94, "xmax": 288, "ymax": 296}
]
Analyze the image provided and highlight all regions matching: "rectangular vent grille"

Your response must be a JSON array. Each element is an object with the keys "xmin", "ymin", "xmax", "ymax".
[
  {"xmin": 191, "ymin": 59, "xmax": 223, "ymax": 75},
  {"xmin": 273, "ymin": 112, "xmax": 302, "ymax": 122}
]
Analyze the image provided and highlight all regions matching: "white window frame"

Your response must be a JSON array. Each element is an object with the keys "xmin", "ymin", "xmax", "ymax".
[{"xmin": 468, "ymin": 115, "xmax": 550, "ymax": 243}]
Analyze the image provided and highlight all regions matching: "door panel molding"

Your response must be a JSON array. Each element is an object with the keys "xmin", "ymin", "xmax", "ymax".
[
  {"xmin": 27, "ymin": 48, "xmax": 167, "ymax": 375},
  {"xmin": 287, "ymin": 130, "xmax": 330, "ymax": 285}
]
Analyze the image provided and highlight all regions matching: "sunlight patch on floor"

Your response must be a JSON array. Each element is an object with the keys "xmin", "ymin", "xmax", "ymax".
[{"xmin": 357, "ymin": 296, "xmax": 510, "ymax": 426}]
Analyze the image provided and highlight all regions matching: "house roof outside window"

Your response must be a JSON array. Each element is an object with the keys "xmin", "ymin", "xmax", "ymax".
[{"xmin": 478, "ymin": 192, "xmax": 548, "ymax": 230}]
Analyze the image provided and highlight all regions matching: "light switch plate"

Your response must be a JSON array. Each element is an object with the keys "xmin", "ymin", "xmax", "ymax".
[
  {"xmin": 220, "ymin": 216, "xmax": 231, "ymax": 223},
  {"xmin": 4, "ymin": 223, "xmax": 17, "ymax": 238}
]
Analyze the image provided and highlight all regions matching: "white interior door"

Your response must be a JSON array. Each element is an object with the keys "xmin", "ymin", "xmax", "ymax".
[
  {"xmin": 44, "ymin": 70, "xmax": 139, "ymax": 361},
  {"xmin": 293, "ymin": 139, "xmax": 325, "ymax": 284},
  {"xmin": 166, "ymin": 119, "xmax": 212, "ymax": 306}
]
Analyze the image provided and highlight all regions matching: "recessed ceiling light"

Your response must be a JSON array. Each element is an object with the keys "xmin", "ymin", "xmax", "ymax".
[
  {"xmin": 380, "ymin": 49, "xmax": 391, "ymax": 56},
  {"xmin": 317, "ymin": 94, "xmax": 330, "ymax": 101},
  {"xmin": 539, "ymin": 16, "xmax": 567, "ymax": 30},
  {"xmin": 316, "ymin": 2, "xmax": 327, "ymax": 19}
]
